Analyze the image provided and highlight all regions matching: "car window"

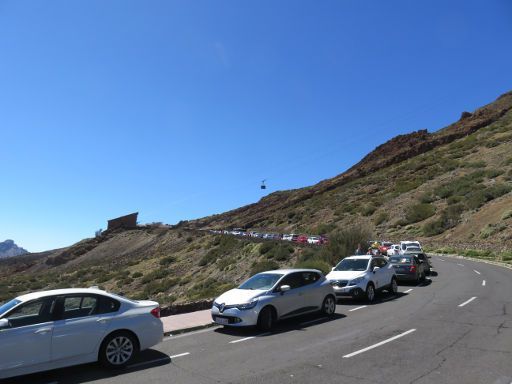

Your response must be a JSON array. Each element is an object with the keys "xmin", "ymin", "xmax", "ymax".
[
  {"xmin": 390, "ymin": 257, "xmax": 413, "ymax": 264},
  {"xmin": 6, "ymin": 299, "xmax": 53, "ymax": 328},
  {"xmin": 377, "ymin": 258, "xmax": 388, "ymax": 268},
  {"xmin": 97, "ymin": 297, "xmax": 121, "ymax": 314},
  {"xmin": 239, "ymin": 273, "xmax": 284, "ymax": 290},
  {"xmin": 279, "ymin": 272, "xmax": 303, "ymax": 289},
  {"xmin": 301, "ymin": 272, "xmax": 320, "ymax": 285},
  {"xmin": 62, "ymin": 295, "xmax": 99, "ymax": 320},
  {"xmin": 0, "ymin": 299, "xmax": 21, "ymax": 317},
  {"xmin": 370, "ymin": 259, "xmax": 378, "ymax": 269}
]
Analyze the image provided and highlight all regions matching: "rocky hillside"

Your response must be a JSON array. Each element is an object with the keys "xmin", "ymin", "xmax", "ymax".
[
  {"xmin": 1, "ymin": 91, "xmax": 511, "ymax": 307},
  {"xmin": 0, "ymin": 240, "xmax": 28, "ymax": 258}
]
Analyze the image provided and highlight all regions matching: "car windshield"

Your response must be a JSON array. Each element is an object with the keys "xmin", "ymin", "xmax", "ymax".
[
  {"xmin": 239, "ymin": 273, "xmax": 284, "ymax": 290},
  {"xmin": 334, "ymin": 258, "xmax": 369, "ymax": 271},
  {"xmin": 390, "ymin": 257, "xmax": 413, "ymax": 264},
  {"xmin": 0, "ymin": 299, "xmax": 21, "ymax": 317}
]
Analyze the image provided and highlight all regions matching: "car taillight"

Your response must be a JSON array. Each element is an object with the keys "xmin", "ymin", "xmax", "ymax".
[
  {"xmin": 151, "ymin": 307, "xmax": 161, "ymax": 319},
  {"xmin": 409, "ymin": 265, "xmax": 416, "ymax": 272}
]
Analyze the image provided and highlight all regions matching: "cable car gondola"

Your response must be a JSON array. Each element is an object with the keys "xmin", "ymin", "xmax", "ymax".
[{"xmin": 261, "ymin": 179, "xmax": 267, "ymax": 190}]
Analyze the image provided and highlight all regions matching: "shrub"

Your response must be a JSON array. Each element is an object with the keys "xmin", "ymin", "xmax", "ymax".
[
  {"xmin": 186, "ymin": 236, "xmax": 193, "ymax": 243},
  {"xmin": 405, "ymin": 203, "xmax": 436, "ymax": 224},
  {"xmin": 250, "ymin": 261, "xmax": 279, "ymax": 275},
  {"xmin": 141, "ymin": 269, "xmax": 168, "ymax": 284},
  {"xmin": 159, "ymin": 256, "xmax": 176, "ymax": 266},
  {"xmin": 361, "ymin": 204, "xmax": 376, "ymax": 216},
  {"xmin": 502, "ymin": 210, "xmax": 512, "ymax": 220},
  {"xmin": 132, "ymin": 272, "xmax": 143, "ymax": 278},
  {"xmin": 422, "ymin": 204, "xmax": 464, "ymax": 236},
  {"xmin": 188, "ymin": 278, "xmax": 235, "ymax": 301},
  {"xmin": 374, "ymin": 211, "xmax": 389, "ymax": 226},
  {"xmin": 419, "ymin": 192, "xmax": 435, "ymax": 204},
  {"xmin": 143, "ymin": 278, "xmax": 180, "ymax": 297},
  {"xmin": 294, "ymin": 259, "xmax": 331, "ymax": 275},
  {"xmin": 318, "ymin": 225, "xmax": 373, "ymax": 265},
  {"xmin": 314, "ymin": 223, "xmax": 336, "ymax": 235}
]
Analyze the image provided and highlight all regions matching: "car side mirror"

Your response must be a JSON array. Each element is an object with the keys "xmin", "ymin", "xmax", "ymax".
[
  {"xmin": 0, "ymin": 318, "xmax": 10, "ymax": 330},
  {"xmin": 279, "ymin": 285, "xmax": 291, "ymax": 294},
  {"xmin": 373, "ymin": 267, "xmax": 380, "ymax": 274}
]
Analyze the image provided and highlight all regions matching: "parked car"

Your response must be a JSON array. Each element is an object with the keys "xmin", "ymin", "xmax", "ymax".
[
  {"xmin": 387, "ymin": 244, "xmax": 401, "ymax": 256},
  {"xmin": 402, "ymin": 246, "xmax": 423, "ymax": 255},
  {"xmin": 400, "ymin": 241, "xmax": 422, "ymax": 253},
  {"xmin": 0, "ymin": 288, "xmax": 163, "ymax": 380},
  {"xmin": 326, "ymin": 256, "xmax": 397, "ymax": 302},
  {"xmin": 379, "ymin": 241, "xmax": 393, "ymax": 255},
  {"xmin": 389, "ymin": 255, "xmax": 426, "ymax": 283},
  {"xmin": 295, "ymin": 235, "xmax": 309, "ymax": 244},
  {"xmin": 282, "ymin": 234, "xmax": 299, "ymax": 241},
  {"xmin": 211, "ymin": 269, "xmax": 336, "ymax": 330},
  {"xmin": 307, "ymin": 236, "xmax": 322, "ymax": 245}
]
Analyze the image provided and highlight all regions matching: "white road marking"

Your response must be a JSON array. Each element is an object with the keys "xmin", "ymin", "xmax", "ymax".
[
  {"xmin": 457, "ymin": 263, "xmax": 465, "ymax": 266},
  {"xmin": 229, "ymin": 332, "xmax": 271, "ymax": 344},
  {"xmin": 349, "ymin": 305, "xmax": 367, "ymax": 312},
  {"xmin": 300, "ymin": 317, "xmax": 328, "ymax": 326},
  {"xmin": 458, "ymin": 297, "xmax": 477, "ymax": 307},
  {"xmin": 439, "ymin": 259, "xmax": 445, "ymax": 262},
  {"xmin": 404, "ymin": 288, "xmax": 413, "ymax": 293},
  {"xmin": 127, "ymin": 355, "xmax": 173, "ymax": 369},
  {"xmin": 343, "ymin": 329, "xmax": 416, "ymax": 358},
  {"xmin": 482, "ymin": 280, "xmax": 486, "ymax": 286},
  {"xmin": 170, "ymin": 352, "xmax": 191, "ymax": 359},
  {"xmin": 473, "ymin": 270, "xmax": 481, "ymax": 275}
]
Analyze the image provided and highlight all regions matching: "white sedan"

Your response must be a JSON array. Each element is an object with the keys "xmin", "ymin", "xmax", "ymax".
[{"xmin": 0, "ymin": 287, "xmax": 163, "ymax": 380}]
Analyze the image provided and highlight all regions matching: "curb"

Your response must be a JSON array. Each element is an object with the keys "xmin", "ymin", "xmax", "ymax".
[
  {"xmin": 430, "ymin": 252, "xmax": 512, "ymax": 270},
  {"xmin": 163, "ymin": 322, "xmax": 217, "ymax": 337}
]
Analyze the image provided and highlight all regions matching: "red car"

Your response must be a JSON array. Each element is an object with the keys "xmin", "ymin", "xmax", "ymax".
[
  {"xmin": 295, "ymin": 235, "xmax": 309, "ymax": 244},
  {"xmin": 379, "ymin": 241, "xmax": 393, "ymax": 255}
]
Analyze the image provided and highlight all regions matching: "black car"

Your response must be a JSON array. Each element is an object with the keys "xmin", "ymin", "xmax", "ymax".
[{"xmin": 389, "ymin": 255, "xmax": 426, "ymax": 283}]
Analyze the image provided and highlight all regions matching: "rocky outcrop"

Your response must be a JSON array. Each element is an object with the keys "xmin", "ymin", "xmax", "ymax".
[{"xmin": 0, "ymin": 240, "xmax": 28, "ymax": 258}]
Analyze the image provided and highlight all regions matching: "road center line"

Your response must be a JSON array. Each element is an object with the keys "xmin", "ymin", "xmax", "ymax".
[
  {"xmin": 300, "ymin": 317, "xmax": 328, "ymax": 326},
  {"xmin": 458, "ymin": 297, "xmax": 477, "ymax": 307},
  {"xmin": 230, "ymin": 332, "xmax": 271, "ymax": 344},
  {"xmin": 404, "ymin": 288, "xmax": 413, "ymax": 293},
  {"xmin": 343, "ymin": 329, "xmax": 416, "ymax": 358},
  {"xmin": 457, "ymin": 263, "xmax": 465, "ymax": 266},
  {"xmin": 482, "ymin": 280, "xmax": 486, "ymax": 286},
  {"xmin": 473, "ymin": 270, "xmax": 481, "ymax": 275},
  {"xmin": 439, "ymin": 259, "xmax": 445, "ymax": 262},
  {"xmin": 349, "ymin": 305, "xmax": 367, "ymax": 312},
  {"xmin": 170, "ymin": 352, "xmax": 191, "ymax": 359}
]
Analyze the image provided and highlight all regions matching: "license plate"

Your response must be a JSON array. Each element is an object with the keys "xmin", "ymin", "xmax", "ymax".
[{"xmin": 215, "ymin": 317, "xmax": 229, "ymax": 325}]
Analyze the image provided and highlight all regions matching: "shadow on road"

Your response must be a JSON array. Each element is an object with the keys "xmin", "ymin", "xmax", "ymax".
[
  {"xmin": 399, "ymin": 278, "xmax": 433, "ymax": 287},
  {"xmin": 0, "ymin": 349, "xmax": 170, "ymax": 384},
  {"xmin": 214, "ymin": 312, "xmax": 345, "ymax": 338}
]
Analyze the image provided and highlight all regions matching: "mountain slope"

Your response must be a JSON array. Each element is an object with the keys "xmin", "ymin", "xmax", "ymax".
[{"xmin": 1, "ymin": 91, "xmax": 511, "ymax": 306}]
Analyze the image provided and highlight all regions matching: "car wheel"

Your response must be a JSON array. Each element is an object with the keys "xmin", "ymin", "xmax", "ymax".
[
  {"xmin": 366, "ymin": 283, "xmax": 375, "ymax": 303},
  {"xmin": 99, "ymin": 331, "xmax": 138, "ymax": 369},
  {"xmin": 389, "ymin": 277, "xmax": 398, "ymax": 294},
  {"xmin": 257, "ymin": 306, "xmax": 275, "ymax": 331},
  {"xmin": 321, "ymin": 295, "xmax": 336, "ymax": 316}
]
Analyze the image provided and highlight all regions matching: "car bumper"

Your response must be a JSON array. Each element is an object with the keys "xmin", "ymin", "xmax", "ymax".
[
  {"xmin": 394, "ymin": 273, "xmax": 418, "ymax": 281},
  {"xmin": 211, "ymin": 306, "xmax": 260, "ymax": 327},
  {"xmin": 332, "ymin": 286, "xmax": 365, "ymax": 299}
]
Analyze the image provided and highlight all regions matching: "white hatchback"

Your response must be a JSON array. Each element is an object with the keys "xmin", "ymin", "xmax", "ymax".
[{"xmin": 0, "ymin": 288, "xmax": 163, "ymax": 380}]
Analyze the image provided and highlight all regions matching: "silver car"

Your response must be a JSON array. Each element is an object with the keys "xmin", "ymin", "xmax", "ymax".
[{"xmin": 211, "ymin": 269, "xmax": 336, "ymax": 330}]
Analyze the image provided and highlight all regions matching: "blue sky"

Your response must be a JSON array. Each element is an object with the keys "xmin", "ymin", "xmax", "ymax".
[{"xmin": 1, "ymin": 0, "xmax": 511, "ymax": 252}]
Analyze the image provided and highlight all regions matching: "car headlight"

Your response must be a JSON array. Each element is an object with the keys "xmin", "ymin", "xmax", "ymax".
[
  {"xmin": 349, "ymin": 277, "xmax": 364, "ymax": 286},
  {"xmin": 236, "ymin": 299, "xmax": 258, "ymax": 310}
]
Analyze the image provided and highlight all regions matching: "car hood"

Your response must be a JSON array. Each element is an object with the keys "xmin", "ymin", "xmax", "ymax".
[
  {"xmin": 215, "ymin": 289, "xmax": 267, "ymax": 305},
  {"xmin": 326, "ymin": 271, "xmax": 366, "ymax": 281}
]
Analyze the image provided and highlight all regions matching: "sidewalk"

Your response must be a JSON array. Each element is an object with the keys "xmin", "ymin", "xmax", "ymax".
[{"xmin": 161, "ymin": 309, "xmax": 214, "ymax": 336}]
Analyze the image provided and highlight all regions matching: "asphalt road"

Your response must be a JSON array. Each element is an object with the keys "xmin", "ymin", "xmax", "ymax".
[{"xmin": 3, "ymin": 255, "xmax": 512, "ymax": 384}]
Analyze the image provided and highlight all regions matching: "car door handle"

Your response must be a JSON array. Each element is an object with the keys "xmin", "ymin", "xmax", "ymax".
[
  {"xmin": 97, "ymin": 318, "xmax": 110, "ymax": 324},
  {"xmin": 34, "ymin": 327, "xmax": 53, "ymax": 335}
]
